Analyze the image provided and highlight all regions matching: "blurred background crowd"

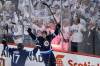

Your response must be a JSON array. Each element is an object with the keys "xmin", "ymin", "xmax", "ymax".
[{"xmin": 0, "ymin": 0, "xmax": 100, "ymax": 55}]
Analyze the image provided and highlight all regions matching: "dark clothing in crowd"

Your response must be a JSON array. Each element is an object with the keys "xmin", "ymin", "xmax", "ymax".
[{"xmin": 83, "ymin": 27, "xmax": 97, "ymax": 54}]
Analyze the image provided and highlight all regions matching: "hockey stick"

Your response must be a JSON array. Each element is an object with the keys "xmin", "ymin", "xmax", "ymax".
[{"xmin": 40, "ymin": 0, "xmax": 65, "ymax": 39}]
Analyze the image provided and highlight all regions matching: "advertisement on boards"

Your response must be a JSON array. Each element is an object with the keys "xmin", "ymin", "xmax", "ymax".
[{"xmin": 0, "ymin": 45, "xmax": 100, "ymax": 66}]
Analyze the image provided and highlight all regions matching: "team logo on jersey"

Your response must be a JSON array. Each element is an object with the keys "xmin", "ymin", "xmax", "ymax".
[{"xmin": 44, "ymin": 41, "xmax": 49, "ymax": 47}]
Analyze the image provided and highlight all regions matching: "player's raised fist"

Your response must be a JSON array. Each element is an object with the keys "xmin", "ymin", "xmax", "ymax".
[
  {"xmin": 56, "ymin": 23, "xmax": 61, "ymax": 29},
  {"xmin": 2, "ymin": 39, "xmax": 7, "ymax": 45},
  {"xmin": 27, "ymin": 28, "xmax": 32, "ymax": 33}
]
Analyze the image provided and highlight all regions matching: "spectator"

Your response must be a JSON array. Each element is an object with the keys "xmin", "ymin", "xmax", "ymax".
[
  {"xmin": 70, "ymin": 17, "xmax": 86, "ymax": 52},
  {"xmin": 83, "ymin": 20, "xmax": 96, "ymax": 54}
]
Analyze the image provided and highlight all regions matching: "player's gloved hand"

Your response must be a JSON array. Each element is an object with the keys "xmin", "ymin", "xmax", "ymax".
[
  {"xmin": 56, "ymin": 23, "xmax": 61, "ymax": 29},
  {"xmin": 27, "ymin": 28, "xmax": 32, "ymax": 33},
  {"xmin": 2, "ymin": 39, "xmax": 7, "ymax": 46}
]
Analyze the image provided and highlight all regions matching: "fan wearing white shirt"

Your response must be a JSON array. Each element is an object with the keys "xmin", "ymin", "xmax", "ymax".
[{"xmin": 70, "ymin": 17, "xmax": 86, "ymax": 52}]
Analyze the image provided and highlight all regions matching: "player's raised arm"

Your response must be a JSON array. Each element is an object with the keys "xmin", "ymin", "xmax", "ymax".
[
  {"xmin": 27, "ymin": 28, "xmax": 40, "ymax": 56},
  {"xmin": 54, "ymin": 23, "xmax": 61, "ymax": 35},
  {"xmin": 1, "ymin": 39, "xmax": 8, "ymax": 50},
  {"xmin": 27, "ymin": 28, "xmax": 37, "ymax": 41},
  {"xmin": 1, "ymin": 39, "xmax": 9, "ymax": 56},
  {"xmin": 48, "ymin": 23, "xmax": 61, "ymax": 40}
]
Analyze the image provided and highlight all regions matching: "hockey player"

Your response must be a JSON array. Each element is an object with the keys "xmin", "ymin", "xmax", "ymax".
[
  {"xmin": 1, "ymin": 39, "xmax": 35, "ymax": 66},
  {"xmin": 27, "ymin": 23, "xmax": 61, "ymax": 66}
]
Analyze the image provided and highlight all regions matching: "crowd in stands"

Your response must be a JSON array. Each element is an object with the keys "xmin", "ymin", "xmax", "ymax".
[{"xmin": 0, "ymin": 0, "xmax": 100, "ymax": 55}]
